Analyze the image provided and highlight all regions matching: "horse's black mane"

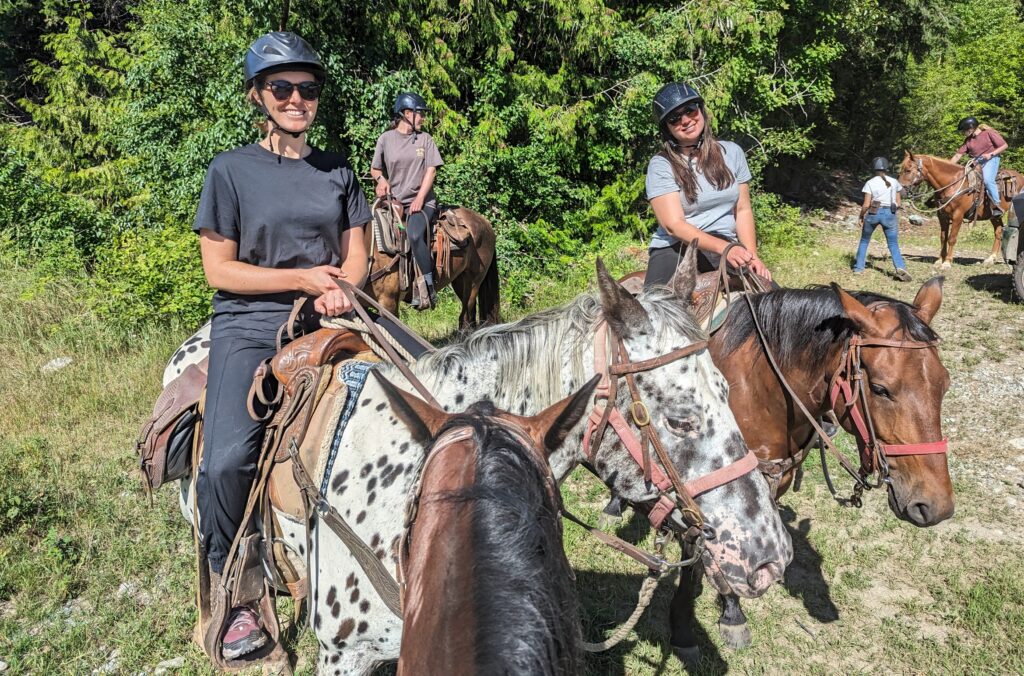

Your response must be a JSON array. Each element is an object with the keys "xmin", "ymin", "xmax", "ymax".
[
  {"xmin": 718, "ymin": 286, "xmax": 939, "ymax": 370},
  {"xmin": 431, "ymin": 404, "xmax": 581, "ymax": 676}
]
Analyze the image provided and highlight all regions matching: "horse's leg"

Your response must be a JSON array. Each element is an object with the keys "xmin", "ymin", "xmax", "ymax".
[
  {"xmin": 452, "ymin": 256, "xmax": 485, "ymax": 330},
  {"xmin": 984, "ymin": 215, "xmax": 1003, "ymax": 265},
  {"xmin": 717, "ymin": 592, "xmax": 752, "ymax": 649},
  {"xmin": 945, "ymin": 211, "xmax": 963, "ymax": 269},
  {"xmin": 936, "ymin": 211, "xmax": 951, "ymax": 270},
  {"xmin": 669, "ymin": 552, "xmax": 704, "ymax": 668}
]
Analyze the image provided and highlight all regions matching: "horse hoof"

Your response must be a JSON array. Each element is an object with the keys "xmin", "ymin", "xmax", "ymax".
[
  {"xmin": 940, "ymin": 261, "xmax": 952, "ymax": 271},
  {"xmin": 718, "ymin": 621, "xmax": 752, "ymax": 649},
  {"xmin": 672, "ymin": 644, "xmax": 701, "ymax": 670},
  {"xmin": 982, "ymin": 255, "xmax": 996, "ymax": 266}
]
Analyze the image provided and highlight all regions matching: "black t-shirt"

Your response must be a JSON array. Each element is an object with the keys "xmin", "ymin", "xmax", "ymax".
[{"xmin": 193, "ymin": 143, "xmax": 372, "ymax": 334}]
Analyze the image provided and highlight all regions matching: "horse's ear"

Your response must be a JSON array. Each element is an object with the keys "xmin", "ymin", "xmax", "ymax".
[
  {"xmin": 905, "ymin": 149, "xmax": 912, "ymax": 160},
  {"xmin": 523, "ymin": 374, "xmax": 602, "ymax": 457},
  {"xmin": 371, "ymin": 370, "xmax": 449, "ymax": 446},
  {"xmin": 912, "ymin": 276, "xmax": 943, "ymax": 325},
  {"xmin": 831, "ymin": 283, "xmax": 882, "ymax": 335},
  {"xmin": 596, "ymin": 258, "xmax": 652, "ymax": 337},
  {"xmin": 669, "ymin": 241, "xmax": 698, "ymax": 302}
]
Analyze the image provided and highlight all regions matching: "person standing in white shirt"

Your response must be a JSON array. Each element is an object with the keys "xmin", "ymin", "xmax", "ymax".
[{"xmin": 853, "ymin": 156, "xmax": 912, "ymax": 281}]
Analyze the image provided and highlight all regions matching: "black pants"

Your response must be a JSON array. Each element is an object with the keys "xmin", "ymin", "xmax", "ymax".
[
  {"xmin": 197, "ymin": 315, "xmax": 283, "ymax": 574},
  {"xmin": 644, "ymin": 238, "xmax": 726, "ymax": 288},
  {"xmin": 197, "ymin": 306, "xmax": 428, "ymax": 574},
  {"xmin": 406, "ymin": 204, "xmax": 437, "ymax": 282}
]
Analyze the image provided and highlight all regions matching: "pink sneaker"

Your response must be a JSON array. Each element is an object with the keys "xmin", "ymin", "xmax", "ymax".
[{"xmin": 222, "ymin": 607, "xmax": 268, "ymax": 660}]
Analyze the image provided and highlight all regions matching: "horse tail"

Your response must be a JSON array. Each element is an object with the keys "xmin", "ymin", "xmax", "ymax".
[{"xmin": 478, "ymin": 254, "xmax": 501, "ymax": 325}]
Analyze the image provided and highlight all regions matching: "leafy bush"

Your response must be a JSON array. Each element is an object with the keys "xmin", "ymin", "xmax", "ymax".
[{"xmin": 753, "ymin": 192, "xmax": 810, "ymax": 256}]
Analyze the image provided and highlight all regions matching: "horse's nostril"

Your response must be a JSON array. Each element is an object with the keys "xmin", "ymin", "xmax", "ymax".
[
  {"xmin": 908, "ymin": 501, "xmax": 930, "ymax": 525},
  {"xmin": 748, "ymin": 561, "xmax": 784, "ymax": 592}
]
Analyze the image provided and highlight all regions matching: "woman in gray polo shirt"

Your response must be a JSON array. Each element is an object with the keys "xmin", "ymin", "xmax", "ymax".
[{"xmin": 643, "ymin": 83, "xmax": 772, "ymax": 287}]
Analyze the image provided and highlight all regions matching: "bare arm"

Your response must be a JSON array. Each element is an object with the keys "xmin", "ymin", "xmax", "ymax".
[
  {"xmin": 733, "ymin": 184, "xmax": 771, "ymax": 280},
  {"xmin": 950, "ymin": 152, "xmax": 964, "ymax": 163},
  {"xmin": 408, "ymin": 166, "xmax": 437, "ymax": 213},
  {"xmin": 198, "ymin": 229, "xmax": 343, "ymax": 296},
  {"xmin": 984, "ymin": 142, "xmax": 1009, "ymax": 160},
  {"xmin": 650, "ymin": 191, "xmax": 756, "ymax": 270}
]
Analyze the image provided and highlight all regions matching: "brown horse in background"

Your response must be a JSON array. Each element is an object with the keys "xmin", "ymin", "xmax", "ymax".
[
  {"xmin": 374, "ymin": 370, "xmax": 597, "ymax": 676},
  {"xmin": 899, "ymin": 151, "xmax": 1022, "ymax": 269},
  {"xmin": 363, "ymin": 206, "xmax": 500, "ymax": 329}
]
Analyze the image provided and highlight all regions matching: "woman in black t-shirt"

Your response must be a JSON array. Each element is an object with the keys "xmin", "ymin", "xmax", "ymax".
[{"xmin": 192, "ymin": 31, "xmax": 371, "ymax": 660}]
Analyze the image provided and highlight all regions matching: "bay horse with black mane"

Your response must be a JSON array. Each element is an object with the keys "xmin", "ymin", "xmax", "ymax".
[
  {"xmin": 363, "ymin": 203, "xmax": 500, "ymax": 329},
  {"xmin": 899, "ymin": 151, "xmax": 1023, "ymax": 269},
  {"xmin": 669, "ymin": 277, "xmax": 954, "ymax": 660},
  {"xmin": 374, "ymin": 371, "xmax": 599, "ymax": 676}
]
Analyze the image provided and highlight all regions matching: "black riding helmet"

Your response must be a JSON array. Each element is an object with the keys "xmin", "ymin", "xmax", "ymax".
[
  {"xmin": 244, "ymin": 32, "xmax": 325, "ymax": 139},
  {"xmin": 957, "ymin": 116, "xmax": 979, "ymax": 133},
  {"xmin": 871, "ymin": 156, "xmax": 890, "ymax": 172},
  {"xmin": 652, "ymin": 82, "xmax": 703, "ymax": 125},
  {"xmin": 393, "ymin": 92, "xmax": 427, "ymax": 116},
  {"xmin": 244, "ymin": 31, "xmax": 325, "ymax": 89}
]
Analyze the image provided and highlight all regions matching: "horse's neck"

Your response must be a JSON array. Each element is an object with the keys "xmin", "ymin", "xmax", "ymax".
[{"xmin": 922, "ymin": 156, "xmax": 964, "ymax": 187}]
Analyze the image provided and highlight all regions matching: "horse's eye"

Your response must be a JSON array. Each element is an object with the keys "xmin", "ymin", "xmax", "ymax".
[
  {"xmin": 870, "ymin": 383, "xmax": 892, "ymax": 399},
  {"xmin": 665, "ymin": 416, "xmax": 699, "ymax": 435}
]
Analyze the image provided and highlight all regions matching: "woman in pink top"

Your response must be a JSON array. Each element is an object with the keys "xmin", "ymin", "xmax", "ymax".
[{"xmin": 951, "ymin": 116, "xmax": 1009, "ymax": 216}]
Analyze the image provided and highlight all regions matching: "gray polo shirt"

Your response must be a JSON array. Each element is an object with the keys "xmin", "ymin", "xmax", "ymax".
[
  {"xmin": 645, "ymin": 140, "xmax": 752, "ymax": 249},
  {"xmin": 193, "ymin": 143, "xmax": 372, "ymax": 332},
  {"xmin": 371, "ymin": 129, "xmax": 444, "ymax": 208}
]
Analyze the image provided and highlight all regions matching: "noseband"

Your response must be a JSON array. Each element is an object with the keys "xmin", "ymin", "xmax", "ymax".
[
  {"xmin": 828, "ymin": 332, "xmax": 948, "ymax": 502},
  {"xmin": 582, "ymin": 322, "xmax": 759, "ymax": 536}
]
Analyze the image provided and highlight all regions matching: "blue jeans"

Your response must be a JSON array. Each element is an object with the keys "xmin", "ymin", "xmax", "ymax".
[
  {"xmin": 977, "ymin": 156, "xmax": 1001, "ymax": 206},
  {"xmin": 854, "ymin": 209, "xmax": 907, "ymax": 271}
]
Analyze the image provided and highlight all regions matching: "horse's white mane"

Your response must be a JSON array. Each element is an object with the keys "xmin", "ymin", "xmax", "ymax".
[{"xmin": 416, "ymin": 285, "xmax": 703, "ymax": 407}]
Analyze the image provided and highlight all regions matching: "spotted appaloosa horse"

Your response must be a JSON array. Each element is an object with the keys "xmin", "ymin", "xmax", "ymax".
[
  {"xmin": 173, "ymin": 254, "xmax": 792, "ymax": 674},
  {"xmin": 375, "ymin": 371, "xmax": 599, "ymax": 676}
]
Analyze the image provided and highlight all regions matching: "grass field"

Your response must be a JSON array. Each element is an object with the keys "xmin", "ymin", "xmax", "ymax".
[{"xmin": 1, "ymin": 212, "xmax": 1023, "ymax": 674}]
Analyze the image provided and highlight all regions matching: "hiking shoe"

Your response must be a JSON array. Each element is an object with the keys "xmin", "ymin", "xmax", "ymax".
[
  {"xmin": 895, "ymin": 268, "xmax": 912, "ymax": 282},
  {"xmin": 852, "ymin": 268, "xmax": 866, "ymax": 275},
  {"xmin": 412, "ymin": 285, "xmax": 438, "ymax": 310},
  {"xmin": 222, "ymin": 607, "xmax": 268, "ymax": 660}
]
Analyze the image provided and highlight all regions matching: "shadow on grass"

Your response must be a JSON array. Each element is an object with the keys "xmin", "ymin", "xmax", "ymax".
[
  {"xmin": 779, "ymin": 505, "xmax": 839, "ymax": 623},
  {"xmin": 965, "ymin": 272, "xmax": 1013, "ymax": 303}
]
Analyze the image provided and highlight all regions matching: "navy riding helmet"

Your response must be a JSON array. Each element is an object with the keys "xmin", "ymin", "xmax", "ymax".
[
  {"xmin": 651, "ymin": 82, "xmax": 704, "ymax": 124},
  {"xmin": 244, "ymin": 31, "xmax": 325, "ymax": 89},
  {"xmin": 393, "ymin": 92, "xmax": 427, "ymax": 116},
  {"xmin": 957, "ymin": 116, "xmax": 979, "ymax": 133}
]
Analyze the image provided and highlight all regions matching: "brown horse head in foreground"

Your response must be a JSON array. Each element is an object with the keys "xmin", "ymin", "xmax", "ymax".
[
  {"xmin": 714, "ymin": 277, "xmax": 953, "ymax": 525},
  {"xmin": 374, "ymin": 370, "xmax": 599, "ymax": 676},
  {"xmin": 898, "ymin": 151, "xmax": 1023, "ymax": 269}
]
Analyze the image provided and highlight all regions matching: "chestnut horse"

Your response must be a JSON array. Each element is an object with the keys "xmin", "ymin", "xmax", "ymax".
[
  {"xmin": 363, "ymin": 206, "xmax": 500, "ymax": 329},
  {"xmin": 607, "ymin": 274, "xmax": 953, "ymax": 663},
  {"xmin": 898, "ymin": 151, "xmax": 1023, "ymax": 269},
  {"xmin": 375, "ymin": 371, "xmax": 598, "ymax": 676}
]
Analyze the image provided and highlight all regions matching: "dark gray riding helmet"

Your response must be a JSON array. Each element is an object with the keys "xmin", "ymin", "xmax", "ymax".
[
  {"xmin": 871, "ymin": 156, "xmax": 890, "ymax": 172},
  {"xmin": 393, "ymin": 92, "xmax": 427, "ymax": 116},
  {"xmin": 957, "ymin": 116, "xmax": 979, "ymax": 132},
  {"xmin": 244, "ymin": 31, "xmax": 325, "ymax": 89},
  {"xmin": 652, "ymin": 82, "xmax": 704, "ymax": 124}
]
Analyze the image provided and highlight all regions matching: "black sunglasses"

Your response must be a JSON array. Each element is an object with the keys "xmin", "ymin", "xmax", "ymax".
[
  {"xmin": 666, "ymin": 102, "xmax": 702, "ymax": 125},
  {"xmin": 265, "ymin": 80, "xmax": 322, "ymax": 102}
]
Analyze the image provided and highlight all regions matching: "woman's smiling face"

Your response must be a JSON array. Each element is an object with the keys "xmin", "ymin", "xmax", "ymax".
[
  {"xmin": 257, "ymin": 70, "xmax": 319, "ymax": 133},
  {"xmin": 666, "ymin": 102, "xmax": 705, "ymax": 145}
]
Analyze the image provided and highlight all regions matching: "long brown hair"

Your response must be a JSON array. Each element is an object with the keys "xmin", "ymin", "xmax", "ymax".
[{"xmin": 658, "ymin": 108, "xmax": 734, "ymax": 203}]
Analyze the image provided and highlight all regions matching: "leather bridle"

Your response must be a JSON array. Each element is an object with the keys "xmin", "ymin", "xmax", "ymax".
[
  {"xmin": 827, "ymin": 331, "xmax": 948, "ymax": 503},
  {"xmin": 582, "ymin": 321, "xmax": 759, "ymax": 541}
]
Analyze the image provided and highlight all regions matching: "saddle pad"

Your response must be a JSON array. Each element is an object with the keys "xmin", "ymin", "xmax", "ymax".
[{"xmin": 315, "ymin": 360, "xmax": 378, "ymax": 497}]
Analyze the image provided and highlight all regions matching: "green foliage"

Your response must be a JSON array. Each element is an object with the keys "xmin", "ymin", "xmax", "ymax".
[
  {"xmin": 0, "ymin": 0, "xmax": 1011, "ymax": 322},
  {"xmin": 752, "ymin": 192, "xmax": 811, "ymax": 256},
  {"xmin": 899, "ymin": 0, "xmax": 1024, "ymax": 165}
]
